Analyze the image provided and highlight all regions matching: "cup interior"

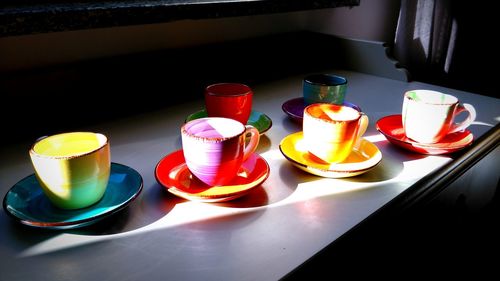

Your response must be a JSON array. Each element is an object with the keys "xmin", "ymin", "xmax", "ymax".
[
  {"xmin": 405, "ymin": 90, "xmax": 458, "ymax": 105},
  {"xmin": 183, "ymin": 117, "xmax": 245, "ymax": 139},
  {"xmin": 205, "ymin": 83, "xmax": 252, "ymax": 97},
  {"xmin": 305, "ymin": 103, "xmax": 360, "ymax": 122},
  {"xmin": 32, "ymin": 132, "xmax": 108, "ymax": 158},
  {"xmin": 304, "ymin": 74, "xmax": 347, "ymax": 86}
]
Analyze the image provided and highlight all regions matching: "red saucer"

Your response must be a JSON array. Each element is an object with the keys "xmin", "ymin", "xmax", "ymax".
[
  {"xmin": 376, "ymin": 115, "xmax": 474, "ymax": 155},
  {"xmin": 155, "ymin": 150, "xmax": 270, "ymax": 202}
]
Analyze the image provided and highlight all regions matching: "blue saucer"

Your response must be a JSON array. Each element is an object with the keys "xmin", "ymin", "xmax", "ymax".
[{"xmin": 3, "ymin": 163, "xmax": 143, "ymax": 229}]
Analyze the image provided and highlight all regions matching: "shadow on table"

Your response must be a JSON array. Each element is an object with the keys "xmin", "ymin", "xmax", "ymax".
[
  {"xmin": 68, "ymin": 182, "xmax": 180, "ymax": 235},
  {"xmin": 215, "ymin": 159, "xmax": 319, "ymax": 208},
  {"xmin": 281, "ymin": 116, "xmax": 301, "ymax": 133},
  {"xmin": 256, "ymin": 134, "xmax": 271, "ymax": 154},
  {"xmin": 214, "ymin": 185, "xmax": 269, "ymax": 208},
  {"xmin": 343, "ymin": 140, "xmax": 428, "ymax": 183}
]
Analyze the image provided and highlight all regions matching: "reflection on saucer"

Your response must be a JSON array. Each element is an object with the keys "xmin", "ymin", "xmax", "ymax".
[
  {"xmin": 282, "ymin": 97, "xmax": 362, "ymax": 123},
  {"xmin": 3, "ymin": 163, "xmax": 143, "ymax": 229},
  {"xmin": 185, "ymin": 109, "xmax": 272, "ymax": 134},
  {"xmin": 376, "ymin": 115, "xmax": 474, "ymax": 155},
  {"xmin": 155, "ymin": 150, "xmax": 270, "ymax": 202},
  {"xmin": 279, "ymin": 132, "xmax": 382, "ymax": 178}
]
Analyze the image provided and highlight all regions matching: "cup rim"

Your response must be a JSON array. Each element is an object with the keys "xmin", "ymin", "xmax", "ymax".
[
  {"xmin": 304, "ymin": 103, "xmax": 361, "ymax": 124},
  {"xmin": 404, "ymin": 90, "xmax": 458, "ymax": 105},
  {"xmin": 29, "ymin": 132, "xmax": 109, "ymax": 160},
  {"xmin": 304, "ymin": 74, "xmax": 347, "ymax": 87},
  {"xmin": 205, "ymin": 83, "xmax": 253, "ymax": 97},
  {"xmin": 181, "ymin": 117, "xmax": 246, "ymax": 142}
]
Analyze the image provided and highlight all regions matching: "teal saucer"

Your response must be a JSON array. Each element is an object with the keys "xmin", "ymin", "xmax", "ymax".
[
  {"xmin": 3, "ymin": 163, "xmax": 143, "ymax": 229},
  {"xmin": 185, "ymin": 109, "xmax": 272, "ymax": 134}
]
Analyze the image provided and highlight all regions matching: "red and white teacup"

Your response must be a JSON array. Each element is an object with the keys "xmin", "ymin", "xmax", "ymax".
[
  {"xmin": 181, "ymin": 117, "xmax": 259, "ymax": 186},
  {"xmin": 402, "ymin": 90, "xmax": 476, "ymax": 144}
]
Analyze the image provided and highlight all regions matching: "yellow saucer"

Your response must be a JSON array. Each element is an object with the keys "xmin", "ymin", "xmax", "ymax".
[{"xmin": 279, "ymin": 132, "xmax": 382, "ymax": 178}]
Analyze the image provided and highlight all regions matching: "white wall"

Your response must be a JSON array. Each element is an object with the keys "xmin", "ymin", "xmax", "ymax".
[{"xmin": 0, "ymin": 0, "xmax": 400, "ymax": 72}]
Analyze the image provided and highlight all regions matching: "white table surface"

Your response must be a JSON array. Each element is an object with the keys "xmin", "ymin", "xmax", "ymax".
[{"xmin": 1, "ymin": 70, "xmax": 499, "ymax": 281}]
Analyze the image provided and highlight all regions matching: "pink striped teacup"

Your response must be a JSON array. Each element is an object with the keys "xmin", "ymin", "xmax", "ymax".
[{"xmin": 181, "ymin": 117, "xmax": 260, "ymax": 186}]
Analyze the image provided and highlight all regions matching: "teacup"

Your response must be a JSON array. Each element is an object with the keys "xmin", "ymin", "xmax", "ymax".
[
  {"xmin": 303, "ymin": 103, "xmax": 368, "ymax": 163},
  {"xmin": 402, "ymin": 90, "xmax": 476, "ymax": 144},
  {"xmin": 29, "ymin": 132, "xmax": 110, "ymax": 209},
  {"xmin": 204, "ymin": 83, "xmax": 253, "ymax": 125},
  {"xmin": 303, "ymin": 74, "xmax": 347, "ymax": 106},
  {"xmin": 181, "ymin": 117, "xmax": 259, "ymax": 186}
]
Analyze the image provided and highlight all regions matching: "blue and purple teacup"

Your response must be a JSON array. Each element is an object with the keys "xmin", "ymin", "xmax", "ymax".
[{"xmin": 303, "ymin": 74, "xmax": 347, "ymax": 106}]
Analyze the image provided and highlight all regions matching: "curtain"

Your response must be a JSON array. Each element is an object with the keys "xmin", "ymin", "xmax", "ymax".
[
  {"xmin": 393, "ymin": 0, "xmax": 455, "ymax": 79},
  {"xmin": 393, "ymin": 0, "xmax": 495, "ymax": 96}
]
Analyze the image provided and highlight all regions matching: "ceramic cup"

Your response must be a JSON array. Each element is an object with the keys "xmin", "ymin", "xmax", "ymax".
[
  {"xmin": 303, "ymin": 103, "xmax": 368, "ymax": 163},
  {"xmin": 402, "ymin": 90, "xmax": 476, "ymax": 144},
  {"xmin": 29, "ymin": 132, "xmax": 111, "ymax": 209},
  {"xmin": 204, "ymin": 83, "xmax": 253, "ymax": 125},
  {"xmin": 181, "ymin": 117, "xmax": 259, "ymax": 186},
  {"xmin": 303, "ymin": 74, "xmax": 347, "ymax": 106}
]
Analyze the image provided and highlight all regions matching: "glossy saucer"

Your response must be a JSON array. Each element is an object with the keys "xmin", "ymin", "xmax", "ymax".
[
  {"xmin": 186, "ymin": 109, "xmax": 272, "ymax": 134},
  {"xmin": 155, "ymin": 150, "xmax": 270, "ymax": 202},
  {"xmin": 376, "ymin": 114, "xmax": 474, "ymax": 155},
  {"xmin": 281, "ymin": 97, "xmax": 362, "ymax": 123},
  {"xmin": 3, "ymin": 163, "xmax": 143, "ymax": 229},
  {"xmin": 279, "ymin": 132, "xmax": 382, "ymax": 178}
]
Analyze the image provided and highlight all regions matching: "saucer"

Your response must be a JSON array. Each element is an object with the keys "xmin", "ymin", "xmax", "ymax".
[
  {"xmin": 155, "ymin": 150, "xmax": 270, "ymax": 202},
  {"xmin": 282, "ymin": 97, "xmax": 362, "ymax": 123},
  {"xmin": 279, "ymin": 132, "xmax": 382, "ymax": 178},
  {"xmin": 376, "ymin": 115, "xmax": 474, "ymax": 155},
  {"xmin": 185, "ymin": 109, "xmax": 272, "ymax": 134},
  {"xmin": 3, "ymin": 163, "xmax": 143, "ymax": 229}
]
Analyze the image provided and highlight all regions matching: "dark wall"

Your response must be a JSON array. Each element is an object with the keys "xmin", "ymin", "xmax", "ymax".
[{"xmin": 0, "ymin": 32, "xmax": 339, "ymax": 145}]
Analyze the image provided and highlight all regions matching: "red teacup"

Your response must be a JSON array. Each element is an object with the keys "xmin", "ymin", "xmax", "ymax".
[{"xmin": 204, "ymin": 83, "xmax": 253, "ymax": 125}]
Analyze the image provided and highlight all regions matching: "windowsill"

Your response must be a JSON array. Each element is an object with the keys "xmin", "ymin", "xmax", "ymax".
[{"xmin": 0, "ymin": 0, "xmax": 359, "ymax": 37}]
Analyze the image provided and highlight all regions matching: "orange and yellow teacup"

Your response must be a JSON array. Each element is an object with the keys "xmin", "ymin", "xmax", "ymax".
[
  {"xmin": 303, "ymin": 103, "xmax": 368, "ymax": 163},
  {"xmin": 29, "ymin": 132, "xmax": 110, "ymax": 209}
]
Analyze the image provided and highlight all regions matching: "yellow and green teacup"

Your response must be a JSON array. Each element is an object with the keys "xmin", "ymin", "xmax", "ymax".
[
  {"xmin": 29, "ymin": 132, "xmax": 111, "ymax": 209},
  {"xmin": 303, "ymin": 103, "xmax": 368, "ymax": 163}
]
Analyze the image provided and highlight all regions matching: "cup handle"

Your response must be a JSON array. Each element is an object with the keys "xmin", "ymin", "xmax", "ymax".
[
  {"xmin": 242, "ymin": 125, "xmax": 260, "ymax": 162},
  {"xmin": 354, "ymin": 113, "xmax": 369, "ymax": 150},
  {"xmin": 449, "ymin": 103, "xmax": 476, "ymax": 134}
]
